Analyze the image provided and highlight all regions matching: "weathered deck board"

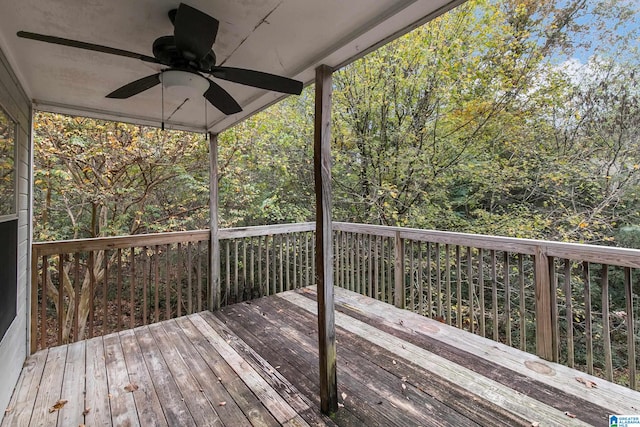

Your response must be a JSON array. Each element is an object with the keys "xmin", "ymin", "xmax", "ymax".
[
  {"xmin": 188, "ymin": 313, "xmax": 308, "ymax": 426},
  {"xmin": 84, "ymin": 337, "xmax": 111, "ymax": 427},
  {"xmin": 103, "ymin": 333, "xmax": 140, "ymax": 426},
  {"xmin": 160, "ymin": 319, "xmax": 252, "ymax": 427},
  {"xmin": 57, "ymin": 340, "xmax": 85, "ymax": 427},
  {"xmin": 119, "ymin": 329, "xmax": 167, "ymax": 427},
  {"xmin": 29, "ymin": 345, "xmax": 67, "ymax": 427},
  {"xmin": 174, "ymin": 316, "xmax": 281, "ymax": 427},
  {"xmin": 225, "ymin": 294, "xmax": 528, "ymax": 427},
  {"xmin": 4, "ymin": 286, "xmax": 640, "ymax": 427},
  {"xmin": 1, "ymin": 349, "xmax": 47, "ymax": 426},
  {"xmin": 325, "ymin": 286, "xmax": 640, "ymax": 420},
  {"xmin": 280, "ymin": 290, "xmax": 594, "ymax": 426},
  {"xmin": 134, "ymin": 325, "xmax": 196, "ymax": 426}
]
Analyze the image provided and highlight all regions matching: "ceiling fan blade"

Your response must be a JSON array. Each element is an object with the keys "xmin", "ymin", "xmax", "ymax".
[
  {"xmin": 204, "ymin": 79, "xmax": 242, "ymax": 115},
  {"xmin": 211, "ymin": 67, "xmax": 303, "ymax": 95},
  {"xmin": 106, "ymin": 74, "xmax": 161, "ymax": 99},
  {"xmin": 174, "ymin": 3, "xmax": 219, "ymax": 60},
  {"xmin": 17, "ymin": 31, "xmax": 160, "ymax": 64}
]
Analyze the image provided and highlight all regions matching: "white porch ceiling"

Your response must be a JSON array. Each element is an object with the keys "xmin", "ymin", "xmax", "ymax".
[{"xmin": 0, "ymin": 0, "xmax": 463, "ymax": 133}]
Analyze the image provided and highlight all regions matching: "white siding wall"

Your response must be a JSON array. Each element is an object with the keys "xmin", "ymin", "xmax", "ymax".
[{"xmin": 0, "ymin": 46, "xmax": 31, "ymax": 413}]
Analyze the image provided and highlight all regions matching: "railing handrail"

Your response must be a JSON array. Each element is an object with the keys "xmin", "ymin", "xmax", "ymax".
[
  {"xmin": 32, "ymin": 229, "xmax": 211, "ymax": 256},
  {"xmin": 333, "ymin": 222, "xmax": 640, "ymax": 268},
  {"xmin": 33, "ymin": 221, "xmax": 640, "ymax": 267}
]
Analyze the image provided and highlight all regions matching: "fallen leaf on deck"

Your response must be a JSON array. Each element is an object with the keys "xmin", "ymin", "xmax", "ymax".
[
  {"xmin": 392, "ymin": 360, "xmax": 397, "ymax": 365},
  {"xmin": 4, "ymin": 407, "xmax": 12, "ymax": 414},
  {"xmin": 338, "ymin": 402, "xmax": 345, "ymax": 408},
  {"xmin": 83, "ymin": 407, "xmax": 91, "ymax": 416},
  {"xmin": 341, "ymin": 392, "xmax": 347, "ymax": 400},
  {"xmin": 219, "ymin": 401, "xmax": 227, "ymax": 406},
  {"xmin": 531, "ymin": 422, "xmax": 540, "ymax": 427},
  {"xmin": 48, "ymin": 399, "xmax": 68, "ymax": 413},
  {"xmin": 124, "ymin": 383, "xmax": 139, "ymax": 392},
  {"xmin": 401, "ymin": 383, "xmax": 407, "ymax": 390},
  {"xmin": 564, "ymin": 412, "xmax": 576, "ymax": 418},
  {"xmin": 575, "ymin": 377, "xmax": 597, "ymax": 388}
]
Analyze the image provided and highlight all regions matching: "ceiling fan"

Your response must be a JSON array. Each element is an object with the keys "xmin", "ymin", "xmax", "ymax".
[{"xmin": 17, "ymin": 3, "xmax": 304, "ymax": 115}]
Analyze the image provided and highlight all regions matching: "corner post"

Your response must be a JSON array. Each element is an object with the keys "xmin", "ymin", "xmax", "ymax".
[
  {"xmin": 209, "ymin": 132, "xmax": 220, "ymax": 310},
  {"xmin": 534, "ymin": 245, "xmax": 553, "ymax": 360},
  {"xmin": 314, "ymin": 64, "xmax": 338, "ymax": 415}
]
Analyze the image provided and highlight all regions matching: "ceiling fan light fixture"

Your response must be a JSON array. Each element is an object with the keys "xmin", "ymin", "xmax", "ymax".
[{"xmin": 160, "ymin": 69, "xmax": 209, "ymax": 94}]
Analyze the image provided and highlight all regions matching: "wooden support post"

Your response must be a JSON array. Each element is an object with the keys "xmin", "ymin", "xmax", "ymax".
[
  {"xmin": 534, "ymin": 246, "xmax": 553, "ymax": 360},
  {"xmin": 314, "ymin": 64, "xmax": 338, "ymax": 415},
  {"xmin": 394, "ymin": 231, "xmax": 405, "ymax": 309},
  {"xmin": 209, "ymin": 132, "xmax": 221, "ymax": 310}
]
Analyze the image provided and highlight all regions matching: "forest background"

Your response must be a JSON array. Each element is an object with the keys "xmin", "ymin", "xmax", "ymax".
[{"xmin": 32, "ymin": 0, "xmax": 640, "ymax": 249}]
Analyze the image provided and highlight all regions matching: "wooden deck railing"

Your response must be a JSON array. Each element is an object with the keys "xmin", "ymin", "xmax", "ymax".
[
  {"xmin": 31, "ymin": 222, "xmax": 639, "ymax": 390},
  {"xmin": 332, "ymin": 222, "xmax": 639, "ymax": 390}
]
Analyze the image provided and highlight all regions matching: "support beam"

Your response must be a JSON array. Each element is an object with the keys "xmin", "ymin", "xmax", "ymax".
[
  {"xmin": 314, "ymin": 64, "xmax": 338, "ymax": 415},
  {"xmin": 209, "ymin": 132, "xmax": 220, "ymax": 310}
]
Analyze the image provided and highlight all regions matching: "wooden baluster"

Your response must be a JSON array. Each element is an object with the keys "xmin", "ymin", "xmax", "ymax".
[
  {"xmin": 425, "ymin": 242, "xmax": 431, "ymax": 317},
  {"xmin": 455, "ymin": 245, "xmax": 462, "ymax": 328},
  {"xmin": 89, "ymin": 251, "xmax": 95, "ymax": 337},
  {"xmin": 242, "ymin": 239, "xmax": 247, "ymax": 298},
  {"xmin": 41, "ymin": 255, "xmax": 48, "ymax": 349},
  {"xmin": 306, "ymin": 233, "xmax": 310, "ymax": 287},
  {"xmin": 176, "ymin": 243, "xmax": 182, "ymax": 317},
  {"xmin": 445, "ymin": 244, "xmax": 451, "ymax": 325},
  {"xmin": 285, "ymin": 234, "xmax": 290, "ymax": 291},
  {"xmin": 436, "ymin": 243, "xmax": 442, "ymax": 319},
  {"xmin": 272, "ymin": 235, "xmax": 277, "ymax": 295},
  {"xmin": 250, "ymin": 237, "xmax": 255, "ymax": 297},
  {"xmin": 142, "ymin": 247, "xmax": 148, "ymax": 326},
  {"xmin": 519, "ymin": 254, "xmax": 526, "ymax": 351},
  {"xmin": 583, "ymin": 261, "xmax": 593, "ymax": 375},
  {"xmin": 197, "ymin": 241, "xmax": 203, "ymax": 312},
  {"xmin": 563, "ymin": 259, "xmax": 574, "ymax": 366},
  {"xmin": 130, "ymin": 248, "xmax": 136, "ymax": 328},
  {"xmin": 601, "ymin": 264, "xmax": 613, "ymax": 381},
  {"xmin": 491, "ymin": 250, "xmax": 498, "ymax": 341},
  {"xmin": 357, "ymin": 233, "xmax": 362, "ymax": 294},
  {"xmin": 73, "ymin": 253, "xmax": 80, "ymax": 342},
  {"xmin": 188, "ymin": 242, "xmax": 193, "ymax": 313},
  {"xmin": 410, "ymin": 241, "xmax": 415, "ymax": 312},
  {"xmin": 154, "ymin": 245, "xmax": 160, "ymax": 323},
  {"xmin": 624, "ymin": 267, "xmax": 636, "ymax": 389},
  {"xmin": 479, "ymin": 249, "xmax": 485, "ymax": 337},
  {"xmin": 258, "ymin": 237, "xmax": 263, "ymax": 295},
  {"xmin": 549, "ymin": 256, "xmax": 558, "ymax": 362},
  {"xmin": 504, "ymin": 252, "xmax": 511, "ymax": 347},
  {"xmin": 57, "ymin": 253, "xmax": 64, "ymax": 345},
  {"xmin": 103, "ymin": 249, "xmax": 109, "ymax": 334},
  {"xmin": 351, "ymin": 233, "xmax": 355, "ymax": 292},
  {"xmin": 373, "ymin": 236, "xmax": 379, "ymax": 300},
  {"xmin": 394, "ymin": 232, "xmax": 405, "ymax": 309},
  {"xmin": 117, "ymin": 248, "xmax": 123, "ymax": 330},
  {"xmin": 165, "ymin": 245, "xmax": 170, "ymax": 319},
  {"xmin": 266, "ymin": 235, "xmax": 271, "ymax": 296},
  {"xmin": 234, "ymin": 240, "xmax": 239, "ymax": 300},
  {"xmin": 416, "ymin": 242, "xmax": 423, "ymax": 315},
  {"xmin": 279, "ymin": 235, "xmax": 284, "ymax": 293},
  {"xmin": 467, "ymin": 247, "xmax": 474, "ymax": 334}
]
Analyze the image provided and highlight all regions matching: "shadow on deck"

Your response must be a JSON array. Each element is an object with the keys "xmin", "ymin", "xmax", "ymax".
[{"xmin": 3, "ymin": 286, "xmax": 640, "ymax": 426}]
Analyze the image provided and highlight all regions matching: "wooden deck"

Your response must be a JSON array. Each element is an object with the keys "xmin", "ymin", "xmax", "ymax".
[{"xmin": 3, "ymin": 287, "xmax": 640, "ymax": 427}]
